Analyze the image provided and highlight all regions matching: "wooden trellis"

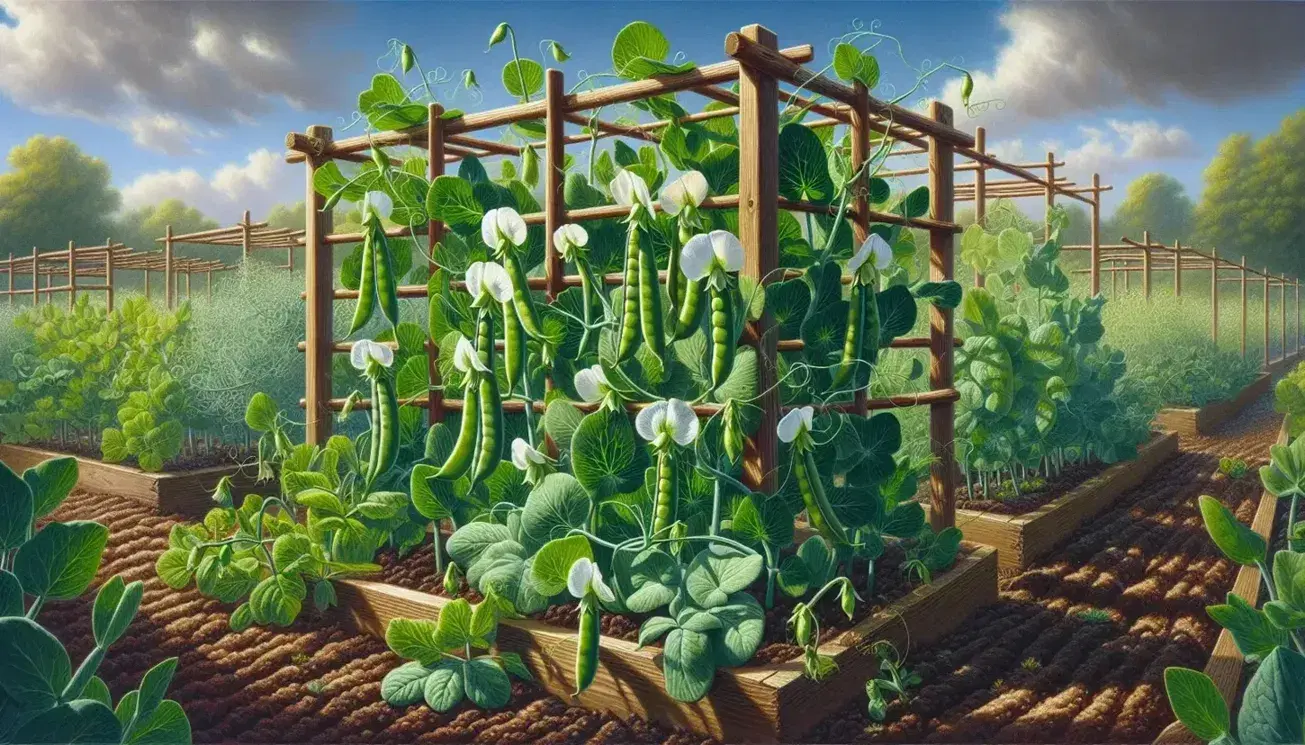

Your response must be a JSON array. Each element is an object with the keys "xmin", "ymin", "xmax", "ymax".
[
  {"xmin": 287, "ymin": 24, "xmax": 980, "ymax": 528},
  {"xmin": 159, "ymin": 211, "xmax": 304, "ymax": 272}
]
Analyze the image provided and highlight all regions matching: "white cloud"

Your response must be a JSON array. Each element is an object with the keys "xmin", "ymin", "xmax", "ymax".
[
  {"xmin": 1110, "ymin": 120, "xmax": 1194, "ymax": 159},
  {"xmin": 941, "ymin": 2, "xmax": 1305, "ymax": 132},
  {"xmin": 121, "ymin": 149, "xmax": 298, "ymax": 224},
  {"xmin": 1056, "ymin": 119, "xmax": 1196, "ymax": 182},
  {"xmin": 0, "ymin": 0, "xmax": 355, "ymax": 152}
]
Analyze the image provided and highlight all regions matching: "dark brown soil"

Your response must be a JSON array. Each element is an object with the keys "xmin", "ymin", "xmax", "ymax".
[
  {"xmin": 811, "ymin": 394, "xmax": 1280, "ymax": 744},
  {"xmin": 952, "ymin": 460, "xmax": 1109, "ymax": 515},
  {"xmin": 16, "ymin": 437, "xmax": 252, "ymax": 472},
  {"xmin": 36, "ymin": 491, "xmax": 712, "ymax": 745},
  {"xmin": 377, "ymin": 537, "xmax": 959, "ymax": 666}
]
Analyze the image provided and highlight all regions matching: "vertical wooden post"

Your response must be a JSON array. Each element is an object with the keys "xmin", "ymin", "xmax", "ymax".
[
  {"xmin": 185, "ymin": 271, "xmax": 192, "ymax": 300},
  {"xmin": 1281, "ymin": 274, "xmax": 1288, "ymax": 362},
  {"xmin": 1043, "ymin": 151, "xmax": 1055, "ymax": 242},
  {"xmin": 1112, "ymin": 259, "xmax": 1119, "ymax": 297},
  {"xmin": 105, "ymin": 245, "xmax": 115, "ymax": 311},
  {"xmin": 5, "ymin": 253, "xmax": 12, "ymax": 306},
  {"xmin": 1124, "ymin": 261, "xmax": 1131, "ymax": 293},
  {"xmin": 426, "ymin": 104, "xmax": 447, "ymax": 425},
  {"xmin": 31, "ymin": 247, "xmax": 38, "ymax": 305},
  {"xmin": 144, "ymin": 269, "xmax": 151, "ymax": 300},
  {"xmin": 1173, "ymin": 239, "xmax": 1182, "ymax": 297},
  {"xmin": 1089, "ymin": 174, "xmax": 1101, "ymax": 296},
  {"xmin": 1211, "ymin": 248, "xmax": 1219, "ymax": 345},
  {"xmin": 1241, "ymin": 257, "xmax": 1248, "ymax": 358},
  {"xmin": 544, "ymin": 70, "xmax": 567, "ymax": 301},
  {"xmin": 206, "ymin": 270, "xmax": 212, "ymax": 301},
  {"xmin": 928, "ymin": 101, "xmax": 956, "ymax": 533},
  {"xmin": 850, "ymin": 81, "xmax": 871, "ymax": 414},
  {"xmin": 1265, "ymin": 268, "xmax": 1271, "ymax": 370},
  {"xmin": 972, "ymin": 127, "xmax": 986, "ymax": 288},
  {"xmin": 1142, "ymin": 230, "xmax": 1152, "ymax": 301},
  {"xmin": 67, "ymin": 240, "xmax": 77, "ymax": 309},
  {"xmin": 164, "ymin": 225, "xmax": 174, "ymax": 309},
  {"xmin": 736, "ymin": 24, "xmax": 780, "ymax": 493},
  {"xmin": 241, "ymin": 209, "xmax": 252, "ymax": 262},
  {"xmin": 304, "ymin": 124, "xmax": 335, "ymax": 445}
]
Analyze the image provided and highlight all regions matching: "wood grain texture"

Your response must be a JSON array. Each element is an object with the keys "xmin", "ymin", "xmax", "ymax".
[
  {"xmin": 303, "ymin": 124, "xmax": 335, "ymax": 445},
  {"xmin": 1154, "ymin": 373, "xmax": 1271, "ymax": 437},
  {"xmin": 1153, "ymin": 417, "xmax": 1288, "ymax": 745},
  {"xmin": 0, "ymin": 443, "xmax": 257, "ymax": 517},
  {"xmin": 334, "ymin": 545, "xmax": 997, "ymax": 742},
  {"xmin": 925, "ymin": 433, "xmax": 1179, "ymax": 569}
]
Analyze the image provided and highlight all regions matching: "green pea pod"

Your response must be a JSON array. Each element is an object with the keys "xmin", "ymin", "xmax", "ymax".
[
  {"xmin": 666, "ymin": 221, "xmax": 691, "ymax": 320},
  {"xmin": 638, "ymin": 230, "xmax": 666, "ymax": 364},
  {"xmin": 616, "ymin": 223, "xmax": 641, "ymax": 362},
  {"xmin": 503, "ymin": 253, "xmax": 546, "ymax": 341},
  {"xmin": 709, "ymin": 284, "xmax": 736, "ymax": 390},
  {"xmin": 502, "ymin": 301, "xmax": 525, "ymax": 394},
  {"xmin": 435, "ymin": 376, "xmax": 479, "ymax": 480},
  {"xmin": 348, "ymin": 233, "xmax": 377, "ymax": 335},
  {"xmin": 796, "ymin": 447, "xmax": 849, "ymax": 546},
  {"xmin": 576, "ymin": 259, "xmax": 597, "ymax": 356},
  {"xmin": 831, "ymin": 283, "xmax": 865, "ymax": 390},
  {"xmin": 672, "ymin": 277, "xmax": 705, "ymax": 341},
  {"xmin": 471, "ymin": 372, "xmax": 503, "ymax": 488},
  {"xmin": 369, "ymin": 373, "xmax": 400, "ymax": 482},
  {"xmin": 575, "ymin": 594, "xmax": 600, "ymax": 695},
  {"xmin": 862, "ymin": 284, "xmax": 881, "ymax": 385},
  {"xmin": 651, "ymin": 449, "xmax": 676, "ymax": 536},
  {"xmin": 367, "ymin": 374, "xmax": 382, "ymax": 480},
  {"xmin": 475, "ymin": 310, "xmax": 496, "ymax": 372},
  {"xmin": 373, "ymin": 225, "xmax": 401, "ymax": 328}
]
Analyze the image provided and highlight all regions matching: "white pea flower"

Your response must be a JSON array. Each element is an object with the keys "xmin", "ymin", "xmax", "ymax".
[
  {"xmin": 777, "ymin": 406, "xmax": 815, "ymax": 444},
  {"xmin": 553, "ymin": 223, "xmax": 589, "ymax": 262},
  {"xmin": 452, "ymin": 335, "xmax": 489, "ymax": 373},
  {"xmin": 681, "ymin": 230, "xmax": 745, "ymax": 282},
  {"xmin": 659, "ymin": 171, "xmax": 708, "ymax": 217},
  {"xmin": 511, "ymin": 437, "xmax": 548, "ymax": 470},
  {"xmin": 574, "ymin": 365, "xmax": 610, "ymax": 404},
  {"xmin": 465, "ymin": 261, "xmax": 514, "ymax": 304},
  {"xmin": 610, "ymin": 169, "xmax": 656, "ymax": 219},
  {"xmin": 350, "ymin": 339, "xmax": 394, "ymax": 370},
  {"xmin": 848, "ymin": 233, "xmax": 893, "ymax": 277},
  {"xmin": 567, "ymin": 557, "xmax": 616, "ymax": 603},
  {"xmin": 361, "ymin": 191, "xmax": 393, "ymax": 223},
  {"xmin": 635, "ymin": 399, "xmax": 699, "ymax": 449},
  {"xmin": 481, "ymin": 207, "xmax": 527, "ymax": 250}
]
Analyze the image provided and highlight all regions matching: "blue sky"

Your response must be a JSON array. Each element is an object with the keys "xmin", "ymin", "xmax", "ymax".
[{"xmin": 1, "ymin": 1, "xmax": 1303, "ymax": 224}]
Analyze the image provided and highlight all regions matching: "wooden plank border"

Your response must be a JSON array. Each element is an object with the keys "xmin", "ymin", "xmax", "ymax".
[
  {"xmin": 1154, "ymin": 373, "xmax": 1272, "ymax": 437},
  {"xmin": 1154, "ymin": 417, "xmax": 1288, "ymax": 744},
  {"xmin": 925, "ymin": 432, "xmax": 1179, "ymax": 570},
  {"xmin": 0, "ymin": 443, "xmax": 256, "ymax": 517},
  {"xmin": 335, "ymin": 545, "xmax": 997, "ymax": 742}
]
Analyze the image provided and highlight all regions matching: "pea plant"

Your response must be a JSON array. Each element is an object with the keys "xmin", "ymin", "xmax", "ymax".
[
  {"xmin": 0, "ymin": 456, "xmax": 192, "ymax": 745},
  {"xmin": 1163, "ymin": 435, "xmax": 1305, "ymax": 744}
]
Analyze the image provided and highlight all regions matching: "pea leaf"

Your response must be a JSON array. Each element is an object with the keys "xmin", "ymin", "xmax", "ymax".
[
  {"xmin": 520, "ymin": 474, "xmax": 591, "ymax": 544},
  {"xmin": 249, "ymin": 572, "xmax": 305, "ymax": 627},
  {"xmin": 0, "ymin": 616, "xmax": 71, "ymax": 709},
  {"xmin": 613, "ymin": 545, "xmax": 681, "ymax": 614},
  {"xmin": 778, "ymin": 123, "xmax": 834, "ymax": 204},
  {"xmin": 463, "ymin": 657, "xmax": 511, "ymax": 709},
  {"xmin": 684, "ymin": 546, "xmax": 763, "ymax": 609},
  {"xmin": 14, "ymin": 520, "xmax": 108, "ymax": 600},
  {"xmin": 0, "ymin": 569, "xmax": 22, "ymax": 616},
  {"xmin": 386, "ymin": 618, "xmax": 444, "ymax": 664},
  {"xmin": 422, "ymin": 658, "xmax": 466, "ymax": 712},
  {"xmin": 1198, "ymin": 495, "xmax": 1265, "ymax": 566},
  {"xmin": 0, "ymin": 461, "xmax": 34, "ymax": 551},
  {"xmin": 1236, "ymin": 647, "xmax": 1305, "ymax": 745},
  {"xmin": 570, "ymin": 408, "xmax": 649, "ymax": 499},
  {"xmin": 501, "ymin": 59, "xmax": 544, "ymax": 98},
  {"xmin": 662, "ymin": 627, "xmax": 716, "ymax": 703},
  {"xmin": 22, "ymin": 457, "xmax": 78, "ymax": 519},
  {"xmin": 426, "ymin": 176, "xmax": 483, "ymax": 231},
  {"xmin": 531, "ymin": 535, "xmax": 594, "ymax": 597},
  {"xmin": 708, "ymin": 592, "xmax": 765, "ymax": 666},
  {"xmin": 14, "ymin": 699, "xmax": 120, "ymax": 745}
]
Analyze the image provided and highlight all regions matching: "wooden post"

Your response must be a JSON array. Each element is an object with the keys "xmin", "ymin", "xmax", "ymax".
[
  {"xmin": 1142, "ymin": 230, "xmax": 1152, "ymax": 300},
  {"xmin": 304, "ymin": 124, "xmax": 335, "ymax": 445},
  {"xmin": 241, "ymin": 209, "xmax": 252, "ymax": 262},
  {"xmin": 67, "ymin": 241, "xmax": 76, "ymax": 309},
  {"xmin": 1297, "ymin": 278, "xmax": 1301, "ymax": 356},
  {"xmin": 5, "ymin": 253, "xmax": 11, "ymax": 305},
  {"xmin": 1211, "ymin": 247, "xmax": 1219, "ymax": 345},
  {"xmin": 1112, "ymin": 259, "xmax": 1118, "ymax": 297},
  {"xmin": 206, "ymin": 270, "xmax": 212, "ymax": 301},
  {"xmin": 1281, "ymin": 274, "xmax": 1288, "ymax": 362},
  {"xmin": 972, "ymin": 127, "xmax": 986, "ymax": 288},
  {"xmin": 850, "ymin": 81, "xmax": 871, "ymax": 414},
  {"xmin": 1089, "ymin": 173, "xmax": 1101, "ymax": 296},
  {"xmin": 185, "ymin": 271, "xmax": 192, "ymax": 300},
  {"xmin": 144, "ymin": 269, "xmax": 151, "ymax": 300},
  {"xmin": 928, "ymin": 101, "xmax": 956, "ymax": 532},
  {"xmin": 31, "ymin": 247, "xmax": 38, "ymax": 306},
  {"xmin": 105, "ymin": 244, "xmax": 115, "ymax": 311},
  {"xmin": 1241, "ymin": 257, "xmax": 1248, "ymax": 358},
  {"xmin": 735, "ymin": 24, "xmax": 780, "ymax": 493},
  {"xmin": 1265, "ymin": 268, "xmax": 1271, "ymax": 370},
  {"xmin": 1124, "ymin": 261, "xmax": 1130, "ymax": 293},
  {"xmin": 544, "ymin": 69, "xmax": 567, "ymax": 301},
  {"xmin": 1174, "ymin": 239, "xmax": 1182, "ymax": 297},
  {"xmin": 426, "ymin": 104, "xmax": 447, "ymax": 425},
  {"xmin": 1043, "ymin": 151, "xmax": 1055, "ymax": 242},
  {"xmin": 164, "ymin": 225, "xmax": 174, "ymax": 309}
]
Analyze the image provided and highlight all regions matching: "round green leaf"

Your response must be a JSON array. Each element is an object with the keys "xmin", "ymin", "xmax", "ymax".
[
  {"xmin": 778, "ymin": 123, "xmax": 834, "ymax": 204},
  {"xmin": 708, "ymin": 592, "xmax": 765, "ymax": 666},
  {"xmin": 1198, "ymin": 495, "xmax": 1266, "ymax": 566},
  {"xmin": 0, "ymin": 461, "xmax": 34, "ymax": 551},
  {"xmin": 663, "ymin": 627, "xmax": 715, "ymax": 703},
  {"xmin": 612, "ymin": 21, "xmax": 671, "ymax": 78},
  {"xmin": 1163, "ymin": 667, "xmax": 1230, "ymax": 741},
  {"xmin": 15, "ymin": 520, "xmax": 109, "ymax": 600},
  {"xmin": 501, "ymin": 58, "xmax": 544, "ymax": 99},
  {"xmin": 0, "ymin": 616, "xmax": 71, "ymax": 709},
  {"xmin": 15, "ymin": 699, "xmax": 120, "ymax": 744},
  {"xmin": 23, "ymin": 458, "xmax": 78, "ymax": 520},
  {"xmin": 463, "ymin": 657, "xmax": 511, "ymax": 709},
  {"xmin": 381, "ymin": 661, "xmax": 433, "ymax": 706},
  {"xmin": 520, "ymin": 474, "xmax": 591, "ymax": 544},
  {"xmin": 569, "ymin": 408, "xmax": 649, "ymax": 499},
  {"xmin": 530, "ymin": 535, "xmax": 594, "ymax": 598},
  {"xmin": 684, "ymin": 547, "xmax": 763, "ymax": 609},
  {"xmin": 422, "ymin": 659, "xmax": 465, "ymax": 712}
]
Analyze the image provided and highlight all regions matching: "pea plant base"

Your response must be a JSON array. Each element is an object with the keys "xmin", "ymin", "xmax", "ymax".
[
  {"xmin": 1153, "ymin": 373, "xmax": 1271, "ymax": 437},
  {"xmin": 0, "ymin": 443, "xmax": 256, "ymax": 517},
  {"xmin": 925, "ymin": 433, "xmax": 1179, "ymax": 571},
  {"xmin": 335, "ymin": 545, "xmax": 997, "ymax": 743},
  {"xmin": 1152, "ymin": 417, "xmax": 1287, "ymax": 745}
]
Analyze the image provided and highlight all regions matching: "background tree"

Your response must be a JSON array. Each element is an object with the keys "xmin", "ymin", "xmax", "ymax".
[
  {"xmin": 116, "ymin": 199, "xmax": 218, "ymax": 255},
  {"xmin": 0, "ymin": 136, "xmax": 120, "ymax": 257},
  {"xmin": 1103, "ymin": 173, "xmax": 1194, "ymax": 245}
]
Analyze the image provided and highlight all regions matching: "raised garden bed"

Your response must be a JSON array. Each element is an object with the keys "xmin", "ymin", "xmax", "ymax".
[
  {"xmin": 923, "ymin": 432, "xmax": 1179, "ymax": 570},
  {"xmin": 335, "ymin": 545, "xmax": 998, "ymax": 742},
  {"xmin": 1152, "ymin": 416, "xmax": 1288, "ymax": 745},
  {"xmin": 0, "ymin": 442, "xmax": 257, "ymax": 517},
  {"xmin": 1153, "ymin": 373, "xmax": 1271, "ymax": 437}
]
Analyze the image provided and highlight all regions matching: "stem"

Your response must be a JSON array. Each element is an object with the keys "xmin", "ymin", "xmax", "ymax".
[
  {"xmin": 61, "ymin": 645, "xmax": 106, "ymax": 702},
  {"xmin": 507, "ymin": 29, "xmax": 530, "ymax": 104},
  {"xmin": 762, "ymin": 542, "xmax": 777, "ymax": 610},
  {"xmin": 26, "ymin": 595, "xmax": 44, "ymax": 620},
  {"xmin": 710, "ymin": 480, "xmax": 723, "ymax": 537},
  {"xmin": 1257, "ymin": 560, "xmax": 1278, "ymax": 603}
]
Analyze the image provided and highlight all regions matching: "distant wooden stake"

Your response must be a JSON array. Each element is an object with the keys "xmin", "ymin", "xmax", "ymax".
[
  {"xmin": 1211, "ymin": 247, "xmax": 1218, "ymax": 345},
  {"xmin": 973, "ymin": 127, "xmax": 986, "ymax": 288},
  {"xmin": 1241, "ymin": 257, "xmax": 1248, "ymax": 358},
  {"xmin": 929, "ymin": 101, "xmax": 957, "ymax": 532},
  {"xmin": 67, "ymin": 240, "xmax": 75, "ymax": 310},
  {"xmin": 164, "ymin": 225, "xmax": 174, "ymax": 309},
  {"xmin": 1089, "ymin": 173, "xmax": 1100, "ymax": 296}
]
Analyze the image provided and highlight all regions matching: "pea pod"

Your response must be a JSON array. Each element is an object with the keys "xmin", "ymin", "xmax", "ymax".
[
  {"xmin": 435, "ymin": 378, "xmax": 479, "ymax": 480},
  {"xmin": 709, "ymin": 284, "xmax": 736, "ymax": 390},
  {"xmin": 651, "ymin": 450, "xmax": 676, "ymax": 536},
  {"xmin": 616, "ymin": 224, "xmax": 641, "ymax": 362},
  {"xmin": 831, "ymin": 284, "xmax": 865, "ymax": 389},
  {"xmin": 474, "ymin": 310, "xmax": 495, "ymax": 372},
  {"xmin": 369, "ymin": 372, "xmax": 400, "ymax": 482},
  {"xmin": 638, "ymin": 230, "xmax": 666, "ymax": 364},
  {"xmin": 367, "ymin": 375, "xmax": 382, "ymax": 480},
  {"xmin": 666, "ymin": 222, "xmax": 692, "ymax": 319},
  {"xmin": 795, "ymin": 447, "xmax": 849, "ymax": 546},
  {"xmin": 503, "ymin": 253, "xmax": 546, "ymax": 340},
  {"xmin": 502, "ymin": 301, "xmax": 525, "ymax": 393},
  {"xmin": 373, "ymin": 227, "xmax": 401, "ymax": 327},
  {"xmin": 672, "ymin": 278, "xmax": 705, "ymax": 341},
  {"xmin": 348, "ymin": 235, "xmax": 377, "ymax": 335},
  {"xmin": 575, "ymin": 595, "xmax": 600, "ymax": 695},
  {"xmin": 471, "ymin": 372, "xmax": 503, "ymax": 488}
]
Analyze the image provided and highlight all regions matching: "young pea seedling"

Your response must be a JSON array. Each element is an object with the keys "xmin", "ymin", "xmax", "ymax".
[
  {"xmin": 789, "ymin": 576, "xmax": 860, "ymax": 680},
  {"xmin": 635, "ymin": 399, "xmax": 700, "ymax": 538},
  {"xmin": 350, "ymin": 339, "xmax": 398, "ymax": 488},
  {"xmin": 680, "ymin": 230, "xmax": 745, "ymax": 391},
  {"xmin": 778, "ymin": 406, "xmax": 850, "ymax": 547},
  {"xmin": 660, "ymin": 170, "xmax": 709, "ymax": 319},
  {"xmin": 831, "ymin": 233, "xmax": 892, "ymax": 391},
  {"xmin": 610, "ymin": 170, "xmax": 665, "ymax": 365},
  {"xmin": 567, "ymin": 557, "xmax": 616, "ymax": 695}
]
